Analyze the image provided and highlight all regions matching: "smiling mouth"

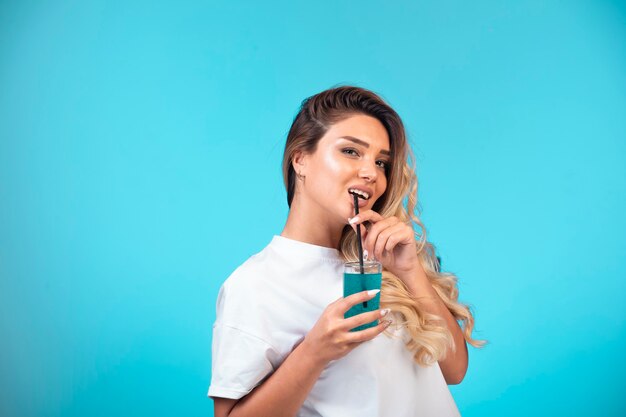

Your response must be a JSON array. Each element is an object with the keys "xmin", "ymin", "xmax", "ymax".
[{"xmin": 348, "ymin": 188, "xmax": 370, "ymax": 200}]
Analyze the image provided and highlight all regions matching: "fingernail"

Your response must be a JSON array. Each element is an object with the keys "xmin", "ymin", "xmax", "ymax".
[
  {"xmin": 367, "ymin": 289, "xmax": 380, "ymax": 297},
  {"xmin": 348, "ymin": 216, "xmax": 359, "ymax": 224},
  {"xmin": 383, "ymin": 320, "xmax": 392, "ymax": 327},
  {"xmin": 380, "ymin": 308, "xmax": 390, "ymax": 317},
  {"xmin": 363, "ymin": 249, "xmax": 368, "ymax": 260}
]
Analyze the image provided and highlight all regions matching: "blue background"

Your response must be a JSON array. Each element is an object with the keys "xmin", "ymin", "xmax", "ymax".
[{"xmin": 1, "ymin": 1, "xmax": 625, "ymax": 416}]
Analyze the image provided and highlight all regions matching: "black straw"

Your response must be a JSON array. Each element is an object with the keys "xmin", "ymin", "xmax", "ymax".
[{"xmin": 352, "ymin": 193, "xmax": 367, "ymax": 308}]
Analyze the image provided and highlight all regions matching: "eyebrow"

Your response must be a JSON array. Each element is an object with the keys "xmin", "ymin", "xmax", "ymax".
[{"xmin": 339, "ymin": 136, "xmax": 390, "ymax": 156}]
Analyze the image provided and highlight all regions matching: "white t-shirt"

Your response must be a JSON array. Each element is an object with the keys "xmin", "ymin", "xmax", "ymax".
[{"xmin": 208, "ymin": 235, "xmax": 460, "ymax": 417}]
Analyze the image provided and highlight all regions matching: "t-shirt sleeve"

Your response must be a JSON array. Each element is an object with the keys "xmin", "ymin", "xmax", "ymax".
[
  {"xmin": 207, "ymin": 275, "xmax": 283, "ymax": 400},
  {"xmin": 208, "ymin": 323, "xmax": 280, "ymax": 399}
]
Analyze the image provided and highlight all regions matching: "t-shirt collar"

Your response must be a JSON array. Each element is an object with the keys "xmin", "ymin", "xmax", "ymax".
[{"xmin": 271, "ymin": 235, "xmax": 344, "ymax": 262}]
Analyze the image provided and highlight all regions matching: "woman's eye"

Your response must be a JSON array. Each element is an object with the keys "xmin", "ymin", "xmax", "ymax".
[
  {"xmin": 376, "ymin": 160, "xmax": 389, "ymax": 169},
  {"xmin": 342, "ymin": 148, "xmax": 359, "ymax": 156}
]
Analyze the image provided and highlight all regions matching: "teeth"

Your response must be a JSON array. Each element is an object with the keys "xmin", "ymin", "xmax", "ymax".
[{"xmin": 349, "ymin": 188, "xmax": 370, "ymax": 200}]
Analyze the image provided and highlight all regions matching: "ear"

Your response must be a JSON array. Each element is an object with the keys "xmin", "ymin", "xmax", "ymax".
[{"xmin": 292, "ymin": 150, "xmax": 308, "ymax": 175}]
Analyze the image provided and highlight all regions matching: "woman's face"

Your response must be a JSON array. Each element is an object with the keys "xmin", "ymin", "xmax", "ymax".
[{"xmin": 294, "ymin": 114, "xmax": 391, "ymax": 224}]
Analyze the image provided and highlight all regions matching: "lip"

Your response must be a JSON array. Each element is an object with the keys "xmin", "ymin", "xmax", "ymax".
[{"xmin": 353, "ymin": 195, "xmax": 368, "ymax": 209}]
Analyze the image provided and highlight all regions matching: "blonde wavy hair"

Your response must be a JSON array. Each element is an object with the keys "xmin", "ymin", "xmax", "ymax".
[{"xmin": 282, "ymin": 85, "xmax": 485, "ymax": 366}]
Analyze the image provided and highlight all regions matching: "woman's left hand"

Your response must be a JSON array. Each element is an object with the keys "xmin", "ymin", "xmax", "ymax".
[{"xmin": 348, "ymin": 210, "xmax": 420, "ymax": 281}]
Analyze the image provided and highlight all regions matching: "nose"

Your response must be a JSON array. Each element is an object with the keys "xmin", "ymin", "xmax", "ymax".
[{"xmin": 358, "ymin": 159, "xmax": 378, "ymax": 183}]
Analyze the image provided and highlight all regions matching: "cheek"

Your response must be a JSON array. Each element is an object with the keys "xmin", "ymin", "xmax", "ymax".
[
  {"xmin": 319, "ymin": 151, "xmax": 345, "ymax": 174},
  {"xmin": 307, "ymin": 153, "xmax": 347, "ymax": 198},
  {"xmin": 379, "ymin": 176, "xmax": 388, "ymax": 195},
  {"xmin": 314, "ymin": 154, "xmax": 351, "ymax": 190}
]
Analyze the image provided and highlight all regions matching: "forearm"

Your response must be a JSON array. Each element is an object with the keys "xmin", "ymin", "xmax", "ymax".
[
  {"xmin": 229, "ymin": 340, "xmax": 326, "ymax": 417},
  {"xmin": 399, "ymin": 265, "xmax": 468, "ymax": 385}
]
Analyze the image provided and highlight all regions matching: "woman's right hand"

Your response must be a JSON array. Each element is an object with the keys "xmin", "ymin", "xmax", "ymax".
[{"xmin": 302, "ymin": 290, "xmax": 391, "ymax": 366}]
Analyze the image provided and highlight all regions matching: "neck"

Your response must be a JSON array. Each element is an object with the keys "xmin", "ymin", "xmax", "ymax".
[{"xmin": 281, "ymin": 195, "xmax": 346, "ymax": 250}]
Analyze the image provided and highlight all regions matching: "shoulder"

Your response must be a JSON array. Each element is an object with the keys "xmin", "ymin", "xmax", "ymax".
[
  {"xmin": 214, "ymin": 243, "xmax": 280, "ymax": 324},
  {"xmin": 221, "ymin": 244, "xmax": 274, "ymax": 294}
]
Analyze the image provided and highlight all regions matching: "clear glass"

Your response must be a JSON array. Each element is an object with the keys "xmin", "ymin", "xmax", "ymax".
[{"xmin": 343, "ymin": 260, "xmax": 382, "ymax": 332}]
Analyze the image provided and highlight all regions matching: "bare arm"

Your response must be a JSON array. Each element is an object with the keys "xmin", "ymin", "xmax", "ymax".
[
  {"xmin": 212, "ymin": 289, "xmax": 390, "ymax": 417},
  {"xmin": 398, "ymin": 264, "xmax": 468, "ymax": 385},
  {"xmin": 215, "ymin": 340, "xmax": 326, "ymax": 417},
  {"xmin": 347, "ymin": 210, "xmax": 469, "ymax": 384}
]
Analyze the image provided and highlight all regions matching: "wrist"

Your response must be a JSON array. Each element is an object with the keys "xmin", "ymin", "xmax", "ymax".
[
  {"xmin": 396, "ymin": 266, "xmax": 425, "ymax": 285},
  {"xmin": 298, "ymin": 338, "xmax": 329, "ymax": 370},
  {"xmin": 396, "ymin": 269, "xmax": 434, "ymax": 298}
]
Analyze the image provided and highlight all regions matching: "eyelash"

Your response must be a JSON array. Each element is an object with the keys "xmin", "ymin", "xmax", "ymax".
[{"xmin": 342, "ymin": 148, "xmax": 389, "ymax": 170}]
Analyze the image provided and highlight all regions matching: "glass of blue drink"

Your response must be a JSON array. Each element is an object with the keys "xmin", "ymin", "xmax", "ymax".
[{"xmin": 343, "ymin": 260, "xmax": 382, "ymax": 332}]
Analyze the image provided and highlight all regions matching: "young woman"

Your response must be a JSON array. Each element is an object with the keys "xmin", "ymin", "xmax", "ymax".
[{"xmin": 208, "ymin": 86, "xmax": 484, "ymax": 417}]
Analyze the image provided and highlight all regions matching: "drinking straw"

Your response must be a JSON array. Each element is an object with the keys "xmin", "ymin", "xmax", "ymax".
[{"xmin": 352, "ymin": 193, "xmax": 367, "ymax": 308}]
